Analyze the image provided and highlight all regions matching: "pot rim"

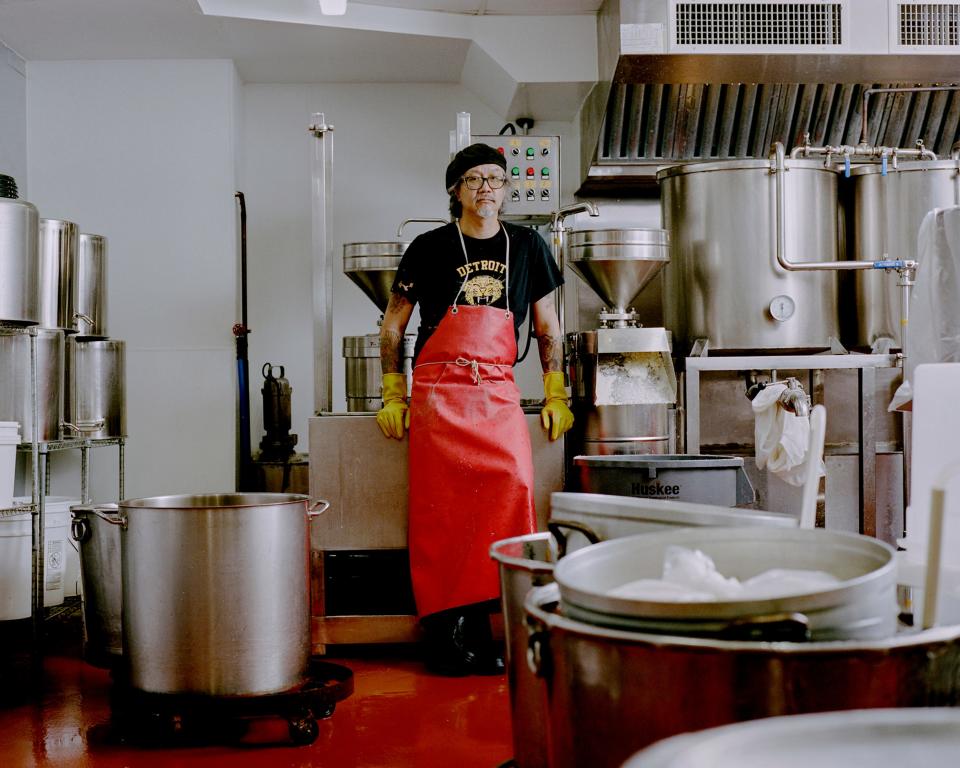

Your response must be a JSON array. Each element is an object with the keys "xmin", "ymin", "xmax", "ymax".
[{"xmin": 118, "ymin": 492, "xmax": 310, "ymax": 510}]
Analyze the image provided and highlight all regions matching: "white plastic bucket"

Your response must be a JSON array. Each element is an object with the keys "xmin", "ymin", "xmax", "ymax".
[
  {"xmin": 0, "ymin": 420, "xmax": 20, "ymax": 509},
  {"xmin": 0, "ymin": 510, "xmax": 31, "ymax": 620},
  {"xmin": 11, "ymin": 496, "xmax": 78, "ymax": 608}
]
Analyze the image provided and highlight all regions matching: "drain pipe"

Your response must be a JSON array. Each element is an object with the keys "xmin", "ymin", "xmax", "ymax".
[
  {"xmin": 234, "ymin": 191, "xmax": 253, "ymax": 491},
  {"xmin": 550, "ymin": 202, "xmax": 600, "ymax": 342}
]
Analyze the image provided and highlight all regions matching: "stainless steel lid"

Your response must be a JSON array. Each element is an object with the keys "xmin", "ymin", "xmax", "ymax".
[
  {"xmin": 656, "ymin": 158, "xmax": 837, "ymax": 181},
  {"xmin": 573, "ymin": 455, "xmax": 744, "ymax": 470},
  {"xmin": 566, "ymin": 228, "xmax": 670, "ymax": 250},
  {"xmin": 342, "ymin": 241, "xmax": 409, "ymax": 260}
]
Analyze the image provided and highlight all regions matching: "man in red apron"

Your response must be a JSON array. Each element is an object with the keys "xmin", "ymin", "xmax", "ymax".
[{"xmin": 376, "ymin": 143, "xmax": 573, "ymax": 675}]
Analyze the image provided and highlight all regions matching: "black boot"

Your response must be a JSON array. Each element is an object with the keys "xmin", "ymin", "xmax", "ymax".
[
  {"xmin": 462, "ymin": 607, "xmax": 505, "ymax": 676},
  {"xmin": 420, "ymin": 610, "xmax": 480, "ymax": 676}
]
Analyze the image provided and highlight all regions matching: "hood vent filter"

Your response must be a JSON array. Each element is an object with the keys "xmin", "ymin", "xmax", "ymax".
[
  {"xmin": 898, "ymin": 3, "xmax": 960, "ymax": 46},
  {"xmin": 674, "ymin": 2, "xmax": 844, "ymax": 47}
]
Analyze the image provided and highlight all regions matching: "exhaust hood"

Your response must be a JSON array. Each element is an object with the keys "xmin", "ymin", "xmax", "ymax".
[{"xmin": 580, "ymin": 0, "xmax": 960, "ymax": 192}]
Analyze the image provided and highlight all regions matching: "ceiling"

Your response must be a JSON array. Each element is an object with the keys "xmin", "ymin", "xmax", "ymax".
[{"xmin": 0, "ymin": 0, "xmax": 603, "ymax": 84}]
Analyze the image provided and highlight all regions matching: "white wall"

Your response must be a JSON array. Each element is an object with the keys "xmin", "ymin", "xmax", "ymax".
[
  {"xmin": 27, "ymin": 60, "xmax": 240, "ymax": 501},
  {"xmin": 0, "ymin": 40, "xmax": 26, "ymax": 194},
  {"xmin": 241, "ymin": 84, "xmax": 581, "ymax": 445}
]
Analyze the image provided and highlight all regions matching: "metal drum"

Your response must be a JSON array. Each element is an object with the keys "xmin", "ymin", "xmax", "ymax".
[
  {"xmin": 65, "ymin": 338, "xmax": 125, "ymax": 439},
  {"xmin": 847, "ymin": 160, "xmax": 960, "ymax": 349},
  {"xmin": 0, "ymin": 327, "xmax": 65, "ymax": 441},
  {"xmin": 71, "ymin": 503, "xmax": 123, "ymax": 667},
  {"xmin": 75, "ymin": 233, "xmax": 107, "ymax": 338},
  {"xmin": 0, "ymin": 195, "xmax": 39, "ymax": 326},
  {"xmin": 657, "ymin": 159, "xmax": 841, "ymax": 353},
  {"xmin": 526, "ymin": 583, "xmax": 960, "ymax": 768},
  {"xmin": 342, "ymin": 333, "xmax": 414, "ymax": 412},
  {"xmin": 37, "ymin": 219, "xmax": 78, "ymax": 332}
]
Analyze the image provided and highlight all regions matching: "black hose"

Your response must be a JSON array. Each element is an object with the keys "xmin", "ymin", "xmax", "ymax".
[
  {"xmin": 234, "ymin": 191, "xmax": 252, "ymax": 491},
  {"xmin": 0, "ymin": 174, "xmax": 18, "ymax": 199}
]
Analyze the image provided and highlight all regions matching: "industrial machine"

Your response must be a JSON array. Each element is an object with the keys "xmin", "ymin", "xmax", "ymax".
[{"xmin": 564, "ymin": 228, "xmax": 676, "ymax": 456}]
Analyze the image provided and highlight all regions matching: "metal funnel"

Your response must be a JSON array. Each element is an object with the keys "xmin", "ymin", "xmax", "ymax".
[
  {"xmin": 566, "ymin": 229, "xmax": 669, "ymax": 312},
  {"xmin": 343, "ymin": 241, "xmax": 409, "ymax": 313}
]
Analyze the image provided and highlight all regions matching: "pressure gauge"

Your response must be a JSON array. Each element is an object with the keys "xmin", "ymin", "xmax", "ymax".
[{"xmin": 769, "ymin": 295, "xmax": 796, "ymax": 322}]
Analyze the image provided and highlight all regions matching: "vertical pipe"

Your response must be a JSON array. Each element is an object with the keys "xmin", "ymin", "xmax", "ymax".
[
  {"xmin": 234, "ymin": 192, "xmax": 252, "ymax": 491},
  {"xmin": 310, "ymin": 114, "xmax": 335, "ymax": 414}
]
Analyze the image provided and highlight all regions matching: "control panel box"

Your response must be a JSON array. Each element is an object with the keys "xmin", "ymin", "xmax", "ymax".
[{"xmin": 472, "ymin": 134, "xmax": 560, "ymax": 221}]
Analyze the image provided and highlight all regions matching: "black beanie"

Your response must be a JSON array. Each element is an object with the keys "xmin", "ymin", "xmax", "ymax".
[{"xmin": 445, "ymin": 143, "xmax": 507, "ymax": 192}]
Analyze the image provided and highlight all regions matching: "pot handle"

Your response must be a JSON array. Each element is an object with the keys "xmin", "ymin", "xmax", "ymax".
[
  {"xmin": 307, "ymin": 499, "xmax": 330, "ymax": 520},
  {"xmin": 73, "ymin": 312, "xmax": 95, "ymax": 331},
  {"xmin": 547, "ymin": 518, "xmax": 601, "ymax": 559},
  {"xmin": 71, "ymin": 503, "xmax": 122, "ymax": 539},
  {"xmin": 62, "ymin": 419, "xmax": 106, "ymax": 435}
]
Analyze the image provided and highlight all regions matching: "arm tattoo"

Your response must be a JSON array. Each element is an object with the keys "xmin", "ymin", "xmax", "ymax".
[
  {"xmin": 380, "ymin": 292, "xmax": 410, "ymax": 374},
  {"xmin": 537, "ymin": 334, "xmax": 563, "ymax": 373}
]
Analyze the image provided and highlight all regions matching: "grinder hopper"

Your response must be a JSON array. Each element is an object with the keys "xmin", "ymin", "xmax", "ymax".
[
  {"xmin": 565, "ymin": 228, "xmax": 669, "ymax": 321},
  {"xmin": 343, "ymin": 241, "xmax": 409, "ymax": 313}
]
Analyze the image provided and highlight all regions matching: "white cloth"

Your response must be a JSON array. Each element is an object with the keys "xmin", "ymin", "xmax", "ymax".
[
  {"xmin": 889, "ymin": 206, "xmax": 960, "ymax": 412},
  {"xmin": 752, "ymin": 383, "xmax": 811, "ymax": 486}
]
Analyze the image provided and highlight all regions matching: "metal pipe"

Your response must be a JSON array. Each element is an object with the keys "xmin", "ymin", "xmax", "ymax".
[
  {"xmin": 309, "ymin": 113, "xmax": 334, "ymax": 414},
  {"xmin": 861, "ymin": 85, "xmax": 960, "ymax": 147},
  {"xmin": 771, "ymin": 142, "xmax": 913, "ymax": 272},
  {"xmin": 396, "ymin": 217, "xmax": 446, "ymax": 239},
  {"xmin": 549, "ymin": 202, "xmax": 600, "ymax": 343}
]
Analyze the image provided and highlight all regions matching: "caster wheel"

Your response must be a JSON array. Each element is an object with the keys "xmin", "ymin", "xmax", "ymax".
[
  {"xmin": 316, "ymin": 703, "xmax": 335, "ymax": 719},
  {"xmin": 288, "ymin": 716, "xmax": 319, "ymax": 745}
]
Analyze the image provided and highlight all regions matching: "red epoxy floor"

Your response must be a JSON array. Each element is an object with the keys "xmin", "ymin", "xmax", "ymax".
[{"xmin": 0, "ymin": 607, "xmax": 514, "ymax": 768}]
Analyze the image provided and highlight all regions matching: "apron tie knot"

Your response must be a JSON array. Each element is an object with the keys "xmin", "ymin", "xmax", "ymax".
[{"xmin": 455, "ymin": 357, "xmax": 483, "ymax": 384}]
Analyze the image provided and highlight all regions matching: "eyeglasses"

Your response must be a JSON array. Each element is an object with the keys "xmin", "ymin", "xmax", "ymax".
[{"xmin": 461, "ymin": 174, "xmax": 507, "ymax": 190}]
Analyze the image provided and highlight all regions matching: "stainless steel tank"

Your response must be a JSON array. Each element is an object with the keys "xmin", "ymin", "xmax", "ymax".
[
  {"xmin": 65, "ymin": 338, "xmax": 126, "ymax": 438},
  {"xmin": 0, "ymin": 195, "xmax": 40, "ymax": 325},
  {"xmin": 0, "ymin": 327, "xmax": 65, "ymax": 441},
  {"xmin": 848, "ymin": 160, "xmax": 960, "ymax": 349},
  {"xmin": 37, "ymin": 219, "xmax": 78, "ymax": 332},
  {"xmin": 343, "ymin": 333, "xmax": 414, "ymax": 412},
  {"xmin": 75, "ymin": 233, "xmax": 107, "ymax": 338},
  {"xmin": 657, "ymin": 159, "xmax": 841, "ymax": 352}
]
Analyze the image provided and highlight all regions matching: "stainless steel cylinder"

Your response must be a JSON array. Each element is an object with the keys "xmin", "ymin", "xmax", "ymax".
[
  {"xmin": 71, "ymin": 503, "xmax": 122, "ymax": 667},
  {"xmin": 0, "ymin": 197, "xmax": 40, "ymax": 325},
  {"xmin": 0, "ymin": 327, "xmax": 65, "ymax": 441},
  {"xmin": 118, "ymin": 493, "xmax": 314, "ymax": 695},
  {"xmin": 658, "ymin": 159, "xmax": 841, "ymax": 352},
  {"xmin": 343, "ymin": 333, "xmax": 414, "ymax": 412},
  {"xmin": 65, "ymin": 338, "xmax": 125, "ymax": 439},
  {"xmin": 567, "ymin": 331, "xmax": 671, "ymax": 456},
  {"xmin": 847, "ymin": 161, "xmax": 960, "ymax": 349},
  {"xmin": 37, "ymin": 219, "xmax": 78, "ymax": 332},
  {"xmin": 75, "ymin": 233, "xmax": 107, "ymax": 338}
]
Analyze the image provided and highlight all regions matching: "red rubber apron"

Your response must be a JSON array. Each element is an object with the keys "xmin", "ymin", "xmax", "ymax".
[{"xmin": 407, "ymin": 225, "xmax": 537, "ymax": 617}]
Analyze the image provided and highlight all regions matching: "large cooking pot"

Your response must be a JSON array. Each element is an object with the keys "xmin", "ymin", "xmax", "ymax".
[
  {"xmin": 65, "ymin": 337, "xmax": 125, "ymax": 438},
  {"xmin": 490, "ymin": 496, "xmax": 797, "ymax": 768},
  {"xmin": 71, "ymin": 503, "xmax": 122, "ymax": 667},
  {"xmin": 624, "ymin": 707, "xmax": 960, "ymax": 768},
  {"xmin": 37, "ymin": 218, "xmax": 78, "ymax": 332},
  {"xmin": 657, "ymin": 159, "xmax": 840, "ymax": 353},
  {"xmin": 74, "ymin": 233, "xmax": 107, "ymax": 338},
  {"xmin": 526, "ymin": 583, "xmax": 960, "ymax": 768},
  {"xmin": 0, "ymin": 194, "xmax": 40, "ymax": 325},
  {"xmin": 554, "ymin": 527, "xmax": 897, "ymax": 641},
  {"xmin": 0, "ymin": 327, "xmax": 64, "ymax": 441},
  {"xmin": 113, "ymin": 493, "xmax": 328, "ymax": 696}
]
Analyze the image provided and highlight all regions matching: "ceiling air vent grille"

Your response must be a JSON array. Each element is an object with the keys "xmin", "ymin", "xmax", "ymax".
[
  {"xmin": 674, "ymin": 2, "xmax": 843, "ymax": 46},
  {"xmin": 898, "ymin": 3, "xmax": 960, "ymax": 46}
]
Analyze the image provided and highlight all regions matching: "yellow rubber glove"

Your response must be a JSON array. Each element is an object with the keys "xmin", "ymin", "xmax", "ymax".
[
  {"xmin": 540, "ymin": 371, "xmax": 574, "ymax": 442},
  {"xmin": 376, "ymin": 373, "xmax": 410, "ymax": 440}
]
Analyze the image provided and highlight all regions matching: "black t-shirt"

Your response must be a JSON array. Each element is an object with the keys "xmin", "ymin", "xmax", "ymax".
[{"xmin": 392, "ymin": 221, "xmax": 563, "ymax": 363}]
